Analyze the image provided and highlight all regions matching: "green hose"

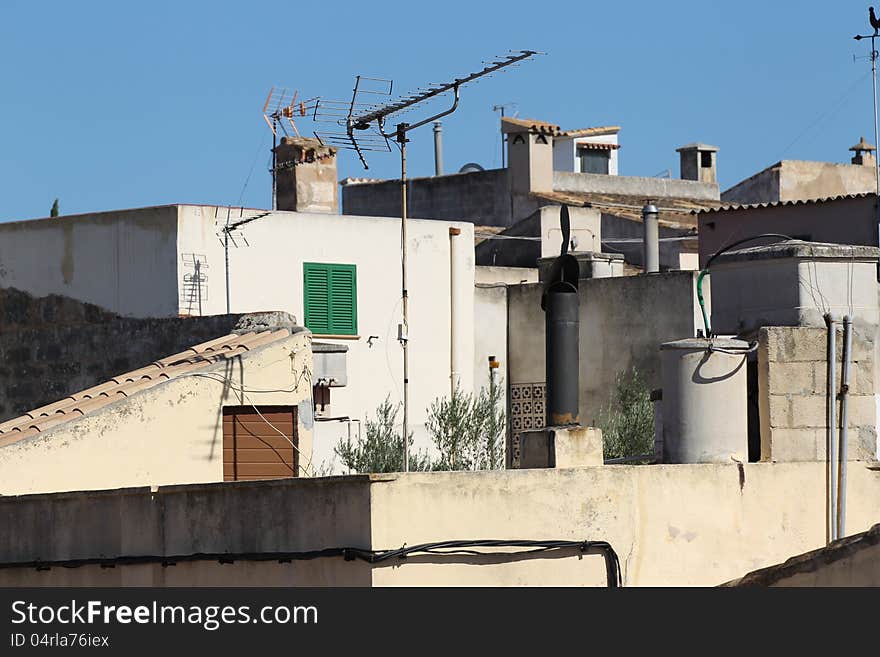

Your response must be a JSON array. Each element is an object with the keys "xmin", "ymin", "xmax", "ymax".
[{"xmin": 697, "ymin": 268, "xmax": 710, "ymax": 338}]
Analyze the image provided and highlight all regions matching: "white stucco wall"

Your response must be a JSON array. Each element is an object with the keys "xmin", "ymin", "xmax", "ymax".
[
  {"xmin": 0, "ymin": 206, "xmax": 180, "ymax": 317},
  {"xmin": 178, "ymin": 207, "xmax": 476, "ymax": 470}
]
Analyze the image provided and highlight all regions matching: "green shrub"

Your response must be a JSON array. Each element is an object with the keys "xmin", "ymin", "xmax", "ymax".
[{"xmin": 598, "ymin": 368, "xmax": 654, "ymax": 460}]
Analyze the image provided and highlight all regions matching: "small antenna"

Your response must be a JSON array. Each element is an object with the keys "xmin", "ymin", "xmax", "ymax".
[{"xmin": 261, "ymin": 87, "xmax": 319, "ymax": 210}]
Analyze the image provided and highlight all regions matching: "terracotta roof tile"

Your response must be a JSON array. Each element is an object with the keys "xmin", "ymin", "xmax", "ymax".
[{"xmin": 0, "ymin": 329, "xmax": 293, "ymax": 447}]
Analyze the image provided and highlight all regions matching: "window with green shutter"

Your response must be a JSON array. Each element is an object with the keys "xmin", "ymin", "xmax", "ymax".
[{"xmin": 303, "ymin": 263, "xmax": 358, "ymax": 335}]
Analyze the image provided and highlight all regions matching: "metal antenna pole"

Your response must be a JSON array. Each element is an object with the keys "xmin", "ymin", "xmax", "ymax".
[
  {"xmin": 314, "ymin": 52, "xmax": 542, "ymax": 472},
  {"xmin": 872, "ymin": 34, "xmax": 880, "ymax": 235},
  {"xmin": 272, "ymin": 121, "xmax": 277, "ymax": 212},
  {"xmin": 398, "ymin": 122, "xmax": 410, "ymax": 472},
  {"xmin": 854, "ymin": 29, "xmax": 880, "ymax": 238}
]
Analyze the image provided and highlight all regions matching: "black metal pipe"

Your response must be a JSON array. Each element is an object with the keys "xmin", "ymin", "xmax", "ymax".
[{"xmin": 545, "ymin": 282, "xmax": 579, "ymax": 426}]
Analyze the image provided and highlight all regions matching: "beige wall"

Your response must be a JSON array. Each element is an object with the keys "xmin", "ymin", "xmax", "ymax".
[
  {"xmin": 5, "ymin": 462, "xmax": 880, "ymax": 586},
  {"xmin": 0, "ymin": 333, "xmax": 314, "ymax": 496}
]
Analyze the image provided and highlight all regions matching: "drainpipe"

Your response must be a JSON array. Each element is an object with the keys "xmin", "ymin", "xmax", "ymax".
[
  {"xmin": 642, "ymin": 203, "xmax": 659, "ymax": 273},
  {"xmin": 449, "ymin": 226, "xmax": 461, "ymax": 394},
  {"xmin": 433, "ymin": 122, "xmax": 444, "ymax": 177},
  {"xmin": 838, "ymin": 316, "xmax": 853, "ymax": 538},
  {"xmin": 825, "ymin": 313, "xmax": 839, "ymax": 543}
]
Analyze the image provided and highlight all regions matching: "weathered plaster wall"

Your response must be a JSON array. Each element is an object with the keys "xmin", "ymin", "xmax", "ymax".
[
  {"xmin": 0, "ymin": 206, "xmax": 180, "ymax": 317},
  {"xmin": 4, "ymin": 463, "xmax": 880, "ymax": 586},
  {"xmin": 0, "ymin": 477, "xmax": 372, "ymax": 586},
  {"xmin": 342, "ymin": 169, "xmax": 512, "ymax": 226},
  {"xmin": 758, "ymin": 326, "xmax": 877, "ymax": 462},
  {"xmin": 722, "ymin": 160, "xmax": 877, "ymax": 205},
  {"xmin": 0, "ymin": 332, "xmax": 314, "ymax": 496},
  {"xmin": 507, "ymin": 271, "xmax": 706, "ymax": 425},
  {"xmin": 0, "ymin": 287, "xmax": 246, "ymax": 422}
]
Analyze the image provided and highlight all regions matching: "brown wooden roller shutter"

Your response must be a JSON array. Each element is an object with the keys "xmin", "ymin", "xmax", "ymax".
[{"xmin": 222, "ymin": 406, "xmax": 298, "ymax": 481}]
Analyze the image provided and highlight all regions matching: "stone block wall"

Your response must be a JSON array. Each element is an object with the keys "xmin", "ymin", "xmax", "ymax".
[
  {"xmin": 0, "ymin": 287, "xmax": 246, "ymax": 422},
  {"xmin": 758, "ymin": 325, "xmax": 877, "ymax": 461}
]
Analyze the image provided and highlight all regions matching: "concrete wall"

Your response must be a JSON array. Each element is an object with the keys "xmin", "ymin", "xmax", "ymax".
[
  {"xmin": 709, "ymin": 251, "xmax": 880, "ymax": 335},
  {"xmin": 758, "ymin": 326, "xmax": 878, "ymax": 462},
  {"xmin": 180, "ymin": 207, "xmax": 475, "ymax": 470},
  {"xmin": 507, "ymin": 271, "xmax": 706, "ymax": 425},
  {"xmin": 554, "ymin": 171, "xmax": 719, "ymax": 202},
  {"xmin": 0, "ymin": 206, "xmax": 180, "ymax": 317},
  {"xmin": 698, "ymin": 196, "xmax": 877, "ymax": 267},
  {"xmin": 0, "ymin": 333, "xmax": 314, "ymax": 496},
  {"xmin": 341, "ymin": 169, "xmax": 512, "ymax": 227},
  {"xmin": 0, "ymin": 478, "xmax": 372, "ymax": 586},
  {"xmin": 722, "ymin": 160, "xmax": 878, "ymax": 205},
  {"xmin": 0, "ymin": 287, "xmax": 246, "ymax": 422},
  {"xmin": 4, "ymin": 462, "xmax": 880, "ymax": 586}
]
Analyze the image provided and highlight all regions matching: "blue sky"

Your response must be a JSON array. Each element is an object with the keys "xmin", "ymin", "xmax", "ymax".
[{"xmin": 0, "ymin": 0, "xmax": 877, "ymax": 220}]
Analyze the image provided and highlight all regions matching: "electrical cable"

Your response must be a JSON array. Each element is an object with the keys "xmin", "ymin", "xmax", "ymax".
[
  {"xmin": 6, "ymin": 539, "xmax": 621, "ymax": 587},
  {"xmin": 185, "ymin": 366, "xmax": 317, "ymax": 477}
]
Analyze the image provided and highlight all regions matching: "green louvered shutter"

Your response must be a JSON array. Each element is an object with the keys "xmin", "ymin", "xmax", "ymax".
[
  {"xmin": 329, "ymin": 265, "xmax": 357, "ymax": 334},
  {"xmin": 303, "ymin": 263, "xmax": 357, "ymax": 335}
]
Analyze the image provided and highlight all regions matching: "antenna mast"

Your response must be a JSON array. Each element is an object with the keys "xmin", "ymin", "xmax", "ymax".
[
  {"xmin": 854, "ymin": 17, "xmax": 880, "ymax": 241},
  {"xmin": 315, "ymin": 50, "xmax": 540, "ymax": 472},
  {"xmin": 262, "ymin": 87, "xmax": 318, "ymax": 210}
]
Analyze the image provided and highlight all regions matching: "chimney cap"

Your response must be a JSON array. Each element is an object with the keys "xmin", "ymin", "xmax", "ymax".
[
  {"xmin": 850, "ymin": 136, "xmax": 876, "ymax": 153},
  {"xmin": 676, "ymin": 142, "xmax": 719, "ymax": 153}
]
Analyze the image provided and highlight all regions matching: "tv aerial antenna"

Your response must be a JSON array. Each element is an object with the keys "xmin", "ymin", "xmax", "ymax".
[
  {"xmin": 262, "ymin": 87, "xmax": 319, "ymax": 210},
  {"xmin": 314, "ymin": 49, "xmax": 541, "ymax": 471}
]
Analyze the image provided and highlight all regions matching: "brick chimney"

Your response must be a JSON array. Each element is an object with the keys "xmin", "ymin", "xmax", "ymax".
[{"xmin": 273, "ymin": 137, "xmax": 339, "ymax": 213}]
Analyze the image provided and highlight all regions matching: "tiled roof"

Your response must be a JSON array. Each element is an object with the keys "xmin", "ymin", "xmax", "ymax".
[
  {"xmin": 0, "ymin": 330, "xmax": 291, "ymax": 448},
  {"xmin": 576, "ymin": 142, "xmax": 620, "ymax": 151},
  {"xmin": 501, "ymin": 116, "xmax": 561, "ymax": 135},
  {"xmin": 558, "ymin": 126, "xmax": 620, "ymax": 138},
  {"xmin": 699, "ymin": 192, "xmax": 874, "ymax": 215},
  {"xmin": 531, "ymin": 190, "xmax": 716, "ymax": 230}
]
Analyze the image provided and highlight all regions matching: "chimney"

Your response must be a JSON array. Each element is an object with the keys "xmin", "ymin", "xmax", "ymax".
[
  {"xmin": 504, "ymin": 117, "xmax": 557, "ymax": 196},
  {"xmin": 273, "ymin": 137, "xmax": 338, "ymax": 213},
  {"xmin": 433, "ymin": 121, "xmax": 444, "ymax": 176},
  {"xmin": 850, "ymin": 136, "xmax": 876, "ymax": 166},
  {"xmin": 676, "ymin": 143, "xmax": 719, "ymax": 184}
]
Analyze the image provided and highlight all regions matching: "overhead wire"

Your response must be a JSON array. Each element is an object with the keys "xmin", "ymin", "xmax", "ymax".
[{"xmin": 186, "ymin": 364, "xmax": 317, "ymax": 477}]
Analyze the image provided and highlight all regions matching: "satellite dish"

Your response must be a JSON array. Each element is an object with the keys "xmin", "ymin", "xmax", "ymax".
[{"xmin": 459, "ymin": 162, "xmax": 485, "ymax": 173}]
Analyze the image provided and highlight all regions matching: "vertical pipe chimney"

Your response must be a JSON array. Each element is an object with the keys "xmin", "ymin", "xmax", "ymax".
[
  {"xmin": 433, "ymin": 121, "xmax": 444, "ymax": 176},
  {"xmin": 642, "ymin": 202, "xmax": 659, "ymax": 273}
]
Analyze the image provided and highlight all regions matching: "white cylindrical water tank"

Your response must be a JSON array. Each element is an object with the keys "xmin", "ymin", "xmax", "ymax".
[{"xmin": 660, "ymin": 337, "xmax": 749, "ymax": 463}]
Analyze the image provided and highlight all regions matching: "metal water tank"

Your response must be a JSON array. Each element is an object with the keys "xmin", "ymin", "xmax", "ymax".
[{"xmin": 660, "ymin": 338, "xmax": 749, "ymax": 463}]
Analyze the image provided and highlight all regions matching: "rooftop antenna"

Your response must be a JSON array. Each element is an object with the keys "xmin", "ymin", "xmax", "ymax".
[
  {"xmin": 854, "ymin": 8, "xmax": 880, "ymax": 236},
  {"xmin": 492, "ymin": 102, "xmax": 518, "ymax": 167},
  {"xmin": 315, "ymin": 50, "xmax": 541, "ymax": 471},
  {"xmin": 262, "ymin": 87, "xmax": 319, "ymax": 210}
]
